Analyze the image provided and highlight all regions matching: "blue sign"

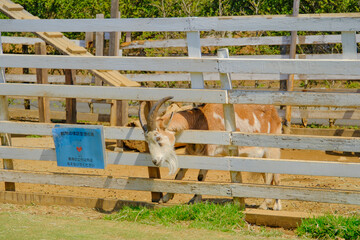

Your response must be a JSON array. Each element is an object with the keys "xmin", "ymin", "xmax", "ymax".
[{"xmin": 52, "ymin": 125, "xmax": 106, "ymax": 169}]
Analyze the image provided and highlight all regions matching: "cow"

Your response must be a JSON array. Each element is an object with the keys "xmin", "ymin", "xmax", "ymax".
[{"xmin": 139, "ymin": 96, "xmax": 282, "ymax": 210}]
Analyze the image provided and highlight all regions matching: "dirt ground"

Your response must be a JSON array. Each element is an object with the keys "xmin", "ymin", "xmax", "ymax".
[{"xmin": 1, "ymin": 136, "xmax": 360, "ymax": 216}]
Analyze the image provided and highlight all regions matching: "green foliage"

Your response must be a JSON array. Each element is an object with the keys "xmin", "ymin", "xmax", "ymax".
[
  {"xmin": 301, "ymin": 0, "xmax": 360, "ymax": 14},
  {"xmin": 3, "ymin": 0, "xmax": 360, "ymax": 56},
  {"xmin": 7, "ymin": 98, "xmax": 15, "ymax": 105},
  {"xmin": 25, "ymin": 135, "xmax": 42, "ymax": 138},
  {"xmin": 104, "ymin": 203, "xmax": 245, "ymax": 232},
  {"xmin": 296, "ymin": 214, "xmax": 360, "ymax": 239},
  {"xmin": 7, "ymin": 0, "xmax": 360, "ymax": 21},
  {"xmin": 345, "ymin": 81, "xmax": 360, "ymax": 89}
]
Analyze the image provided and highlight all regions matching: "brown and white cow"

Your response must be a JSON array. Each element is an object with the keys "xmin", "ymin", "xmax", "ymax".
[{"xmin": 139, "ymin": 96, "xmax": 282, "ymax": 210}]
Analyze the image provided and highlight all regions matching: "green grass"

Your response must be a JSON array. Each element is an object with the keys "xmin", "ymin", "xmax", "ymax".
[
  {"xmin": 306, "ymin": 124, "xmax": 359, "ymax": 130},
  {"xmin": 296, "ymin": 214, "xmax": 360, "ymax": 240},
  {"xmin": 104, "ymin": 203, "xmax": 245, "ymax": 232},
  {"xmin": 25, "ymin": 135, "xmax": 42, "ymax": 138},
  {"xmin": 0, "ymin": 204, "xmax": 290, "ymax": 240}
]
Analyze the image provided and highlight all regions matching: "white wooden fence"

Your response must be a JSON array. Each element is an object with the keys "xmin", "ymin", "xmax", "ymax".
[
  {"xmin": 3, "ymin": 31, "xmax": 360, "ymax": 123},
  {"xmin": 0, "ymin": 14, "xmax": 360, "ymax": 206}
]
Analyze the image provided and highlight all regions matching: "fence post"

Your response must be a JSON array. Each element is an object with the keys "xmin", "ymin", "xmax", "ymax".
[
  {"xmin": 186, "ymin": 31, "xmax": 204, "ymax": 89},
  {"xmin": 339, "ymin": 31, "xmax": 357, "ymax": 129},
  {"xmin": 109, "ymin": 1, "xmax": 128, "ymax": 149},
  {"xmin": 95, "ymin": 14, "xmax": 104, "ymax": 87},
  {"xmin": 35, "ymin": 42, "xmax": 50, "ymax": 123},
  {"xmin": 65, "ymin": 69, "xmax": 77, "ymax": 124},
  {"xmin": 85, "ymin": 32, "xmax": 94, "ymax": 49},
  {"xmin": 218, "ymin": 48, "xmax": 245, "ymax": 209},
  {"xmin": 0, "ymin": 32, "xmax": 15, "ymax": 191},
  {"xmin": 22, "ymin": 44, "xmax": 30, "ymax": 110},
  {"xmin": 283, "ymin": 0, "xmax": 300, "ymax": 134}
]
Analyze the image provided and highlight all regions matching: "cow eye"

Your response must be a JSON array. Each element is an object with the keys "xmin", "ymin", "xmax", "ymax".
[{"xmin": 155, "ymin": 136, "xmax": 162, "ymax": 146}]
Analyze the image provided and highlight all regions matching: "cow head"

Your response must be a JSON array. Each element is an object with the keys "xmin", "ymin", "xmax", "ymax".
[{"xmin": 139, "ymin": 96, "xmax": 178, "ymax": 175}]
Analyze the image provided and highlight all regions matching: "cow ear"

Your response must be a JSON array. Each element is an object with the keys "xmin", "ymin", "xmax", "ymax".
[{"xmin": 164, "ymin": 112, "xmax": 174, "ymax": 130}]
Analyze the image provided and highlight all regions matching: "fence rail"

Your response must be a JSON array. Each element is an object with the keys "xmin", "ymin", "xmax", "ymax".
[
  {"xmin": 4, "ymin": 34, "xmax": 360, "ymax": 50},
  {"xmin": 1, "ymin": 146, "xmax": 359, "ymax": 179},
  {"xmin": 2, "ymin": 14, "xmax": 360, "ymax": 32},
  {"xmin": 2, "ymin": 55, "xmax": 360, "ymax": 76},
  {"xmin": 1, "ymin": 121, "xmax": 359, "ymax": 152},
  {"xmin": 1, "ymin": 83, "xmax": 360, "ymax": 107},
  {"xmin": 1, "ymin": 169, "xmax": 359, "ymax": 205},
  {"xmin": 121, "ymin": 34, "xmax": 360, "ymax": 49}
]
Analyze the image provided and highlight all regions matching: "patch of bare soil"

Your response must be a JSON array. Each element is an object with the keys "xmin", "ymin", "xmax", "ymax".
[{"xmin": 1, "ymin": 136, "xmax": 359, "ymax": 216}]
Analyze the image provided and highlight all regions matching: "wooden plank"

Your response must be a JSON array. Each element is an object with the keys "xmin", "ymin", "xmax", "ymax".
[
  {"xmin": 0, "ymin": 83, "xmax": 227, "ymax": 103},
  {"xmin": 0, "ymin": 32, "xmax": 15, "ymax": 191},
  {"xmin": 187, "ymin": 31, "xmax": 204, "ymax": 89},
  {"xmin": 0, "ymin": 122, "xmax": 354, "ymax": 152},
  {"xmin": 95, "ymin": 14, "xmax": 104, "ymax": 86},
  {"xmin": 20, "ymin": 15, "xmax": 40, "ymax": 20},
  {"xmin": 2, "ymin": 3, "xmax": 23, "ymax": 11},
  {"xmin": 2, "ymin": 121, "xmax": 359, "ymax": 148},
  {"xmin": 93, "ymin": 70, "xmax": 139, "ymax": 87},
  {"xmin": 65, "ymin": 70, "xmax": 77, "ymax": 124},
  {"xmin": 8, "ymin": 109, "xmax": 110, "ymax": 122},
  {"xmin": 3, "ymin": 14, "xmax": 360, "ymax": 32},
  {"xmin": 291, "ymin": 128, "xmax": 360, "ymax": 137},
  {"xmin": 1, "ymin": 36, "xmax": 44, "ymax": 45},
  {"xmin": 1, "ymin": 146, "xmax": 360, "ymax": 178},
  {"xmin": 228, "ymin": 90, "xmax": 360, "ymax": 107},
  {"xmin": 244, "ymin": 209, "xmax": 318, "ymax": 229},
  {"xmin": 0, "ymin": 33, "xmax": 4, "ymax": 83},
  {"xmin": 35, "ymin": 42, "xmax": 50, "ymax": 123},
  {"xmin": 107, "ymin": 5, "xmax": 127, "ymax": 150},
  {"xmin": 110, "ymin": 100, "xmax": 128, "ymax": 140},
  {"xmin": 66, "ymin": 45, "xmax": 87, "ymax": 54},
  {"xmin": 85, "ymin": 32, "xmax": 93, "ymax": 48},
  {"xmin": 4, "ymin": 121, "xmax": 359, "ymax": 152},
  {"xmin": 0, "ymin": 121, "xmax": 230, "ymax": 144},
  {"xmin": 0, "ymin": 169, "xmax": 359, "ymax": 205},
  {"xmin": 218, "ymin": 58, "xmax": 360, "ymax": 75},
  {"xmin": 22, "ymin": 45, "xmax": 30, "ymax": 111},
  {"xmin": 218, "ymin": 48, "xmax": 245, "ymax": 209},
  {"xmin": 4, "ymin": 71, "xmax": 360, "ymax": 84},
  {"xmin": 284, "ymin": 0, "xmax": 300, "ymax": 134},
  {"xmin": 43, "ymin": 32, "xmax": 63, "ymax": 38},
  {"xmin": 279, "ymin": 109, "xmax": 360, "ymax": 120},
  {"xmin": 3, "ymin": 34, "xmax": 359, "ymax": 50},
  {"xmin": 121, "ymin": 34, "xmax": 360, "ymax": 49},
  {"xmin": 232, "ymin": 132, "xmax": 360, "ymax": 152},
  {"xmin": 3, "ymin": 54, "xmax": 360, "ymax": 76},
  {"xmin": 109, "ymin": 1, "xmax": 120, "ymax": 57},
  {"xmin": 46, "ymin": 37, "xmax": 72, "ymax": 52},
  {"xmin": 1, "ymin": 84, "xmax": 358, "ymax": 109},
  {"xmin": 342, "ymin": 31, "xmax": 357, "ymax": 59}
]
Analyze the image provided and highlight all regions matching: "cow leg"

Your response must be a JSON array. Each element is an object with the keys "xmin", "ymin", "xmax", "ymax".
[
  {"xmin": 160, "ymin": 168, "xmax": 188, "ymax": 203},
  {"xmin": 259, "ymin": 173, "xmax": 275, "ymax": 210},
  {"xmin": 259, "ymin": 148, "xmax": 282, "ymax": 210},
  {"xmin": 272, "ymin": 173, "xmax": 282, "ymax": 210},
  {"xmin": 189, "ymin": 169, "xmax": 208, "ymax": 204}
]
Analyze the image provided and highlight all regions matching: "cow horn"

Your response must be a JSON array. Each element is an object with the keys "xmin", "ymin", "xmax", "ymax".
[
  {"xmin": 147, "ymin": 96, "xmax": 174, "ymax": 131},
  {"xmin": 138, "ymin": 101, "xmax": 148, "ymax": 132}
]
